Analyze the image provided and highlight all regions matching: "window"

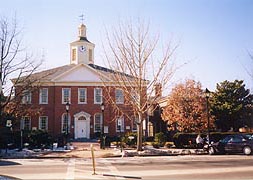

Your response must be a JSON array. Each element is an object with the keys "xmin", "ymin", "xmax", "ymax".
[
  {"xmin": 21, "ymin": 116, "xmax": 31, "ymax": 130},
  {"xmin": 94, "ymin": 88, "xmax": 102, "ymax": 104},
  {"xmin": 131, "ymin": 89, "xmax": 139, "ymax": 104},
  {"xmin": 115, "ymin": 89, "xmax": 124, "ymax": 104},
  {"xmin": 39, "ymin": 88, "xmax": 48, "ymax": 104},
  {"xmin": 62, "ymin": 88, "xmax": 71, "ymax": 104},
  {"xmin": 132, "ymin": 116, "xmax": 138, "ymax": 132},
  {"xmin": 94, "ymin": 113, "xmax": 102, "ymax": 132},
  {"xmin": 39, "ymin": 116, "xmax": 48, "ymax": 130},
  {"xmin": 22, "ymin": 90, "xmax": 32, "ymax": 104},
  {"xmin": 72, "ymin": 48, "xmax": 76, "ymax": 61},
  {"xmin": 89, "ymin": 49, "xmax": 93, "ymax": 62},
  {"xmin": 78, "ymin": 88, "xmax": 87, "ymax": 104},
  {"xmin": 62, "ymin": 113, "xmax": 70, "ymax": 133},
  {"xmin": 116, "ymin": 117, "xmax": 124, "ymax": 132}
]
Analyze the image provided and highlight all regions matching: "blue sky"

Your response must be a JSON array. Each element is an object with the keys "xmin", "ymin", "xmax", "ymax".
[{"xmin": 1, "ymin": 0, "xmax": 253, "ymax": 93}]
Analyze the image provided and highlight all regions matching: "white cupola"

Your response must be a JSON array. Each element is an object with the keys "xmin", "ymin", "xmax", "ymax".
[{"xmin": 70, "ymin": 22, "xmax": 95, "ymax": 65}]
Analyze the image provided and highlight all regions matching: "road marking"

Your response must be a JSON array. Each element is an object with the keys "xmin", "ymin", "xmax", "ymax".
[{"xmin": 65, "ymin": 159, "xmax": 75, "ymax": 180}]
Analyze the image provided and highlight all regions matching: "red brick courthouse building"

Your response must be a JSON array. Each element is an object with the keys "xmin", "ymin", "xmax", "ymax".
[{"xmin": 15, "ymin": 23, "xmax": 142, "ymax": 140}]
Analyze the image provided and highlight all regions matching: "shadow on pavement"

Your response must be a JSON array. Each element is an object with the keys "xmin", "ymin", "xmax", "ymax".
[
  {"xmin": 0, "ymin": 160, "xmax": 21, "ymax": 166},
  {"xmin": 103, "ymin": 173, "xmax": 142, "ymax": 179}
]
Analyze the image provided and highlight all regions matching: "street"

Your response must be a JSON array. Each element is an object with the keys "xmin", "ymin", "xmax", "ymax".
[{"xmin": 0, "ymin": 155, "xmax": 253, "ymax": 179}]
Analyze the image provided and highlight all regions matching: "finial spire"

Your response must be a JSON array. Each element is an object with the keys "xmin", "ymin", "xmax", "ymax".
[{"xmin": 79, "ymin": 14, "xmax": 85, "ymax": 24}]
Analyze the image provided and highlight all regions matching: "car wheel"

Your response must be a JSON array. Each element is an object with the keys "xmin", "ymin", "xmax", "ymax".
[
  {"xmin": 243, "ymin": 146, "xmax": 252, "ymax": 155},
  {"xmin": 208, "ymin": 146, "xmax": 215, "ymax": 155}
]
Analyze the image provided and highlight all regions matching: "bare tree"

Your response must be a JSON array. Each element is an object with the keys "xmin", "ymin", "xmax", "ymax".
[
  {"xmin": 102, "ymin": 20, "xmax": 178, "ymax": 151},
  {"xmin": 247, "ymin": 51, "xmax": 253, "ymax": 79},
  {"xmin": 0, "ymin": 16, "xmax": 43, "ymax": 126}
]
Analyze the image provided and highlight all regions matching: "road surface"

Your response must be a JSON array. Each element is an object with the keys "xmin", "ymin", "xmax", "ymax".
[{"xmin": 0, "ymin": 155, "xmax": 253, "ymax": 179}]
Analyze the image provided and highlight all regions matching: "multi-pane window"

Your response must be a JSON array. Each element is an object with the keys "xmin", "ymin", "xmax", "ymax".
[
  {"xmin": 39, "ymin": 88, "xmax": 48, "ymax": 104},
  {"xmin": 131, "ymin": 89, "xmax": 139, "ymax": 104},
  {"xmin": 78, "ymin": 88, "xmax": 87, "ymax": 104},
  {"xmin": 62, "ymin": 88, "xmax": 71, "ymax": 104},
  {"xmin": 62, "ymin": 113, "xmax": 70, "ymax": 133},
  {"xmin": 21, "ymin": 116, "xmax": 31, "ymax": 130},
  {"xmin": 115, "ymin": 89, "xmax": 124, "ymax": 104},
  {"xmin": 132, "ymin": 116, "xmax": 138, "ymax": 132},
  {"xmin": 94, "ymin": 88, "xmax": 102, "ymax": 104},
  {"xmin": 39, "ymin": 116, "xmax": 48, "ymax": 130},
  {"xmin": 22, "ymin": 90, "xmax": 32, "ymax": 104},
  {"xmin": 116, "ymin": 117, "xmax": 124, "ymax": 132},
  {"xmin": 94, "ymin": 113, "xmax": 102, "ymax": 132}
]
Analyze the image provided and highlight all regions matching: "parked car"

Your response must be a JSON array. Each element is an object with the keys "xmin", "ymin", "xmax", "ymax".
[{"xmin": 208, "ymin": 134, "xmax": 253, "ymax": 155}]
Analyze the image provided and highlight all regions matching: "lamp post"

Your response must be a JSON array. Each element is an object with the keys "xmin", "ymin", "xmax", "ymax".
[
  {"xmin": 205, "ymin": 88, "xmax": 211, "ymax": 145},
  {"xmin": 65, "ymin": 102, "xmax": 70, "ymax": 146},
  {"xmin": 100, "ymin": 102, "xmax": 105, "ymax": 149}
]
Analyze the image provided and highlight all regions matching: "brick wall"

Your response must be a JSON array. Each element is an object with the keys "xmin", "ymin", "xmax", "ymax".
[{"xmin": 25, "ymin": 85, "xmax": 135, "ymax": 139}]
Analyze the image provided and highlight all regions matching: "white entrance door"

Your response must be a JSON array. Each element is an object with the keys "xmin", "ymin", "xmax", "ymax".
[
  {"xmin": 74, "ymin": 112, "xmax": 91, "ymax": 139},
  {"xmin": 76, "ymin": 120, "xmax": 86, "ymax": 138}
]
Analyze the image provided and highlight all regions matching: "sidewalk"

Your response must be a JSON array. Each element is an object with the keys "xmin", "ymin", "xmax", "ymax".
[{"xmin": 0, "ymin": 143, "xmax": 207, "ymax": 159}]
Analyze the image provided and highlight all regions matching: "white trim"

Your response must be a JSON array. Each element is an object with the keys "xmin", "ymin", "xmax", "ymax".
[
  {"xmin": 115, "ymin": 88, "xmax": 124, "ymax": 104},
  {"xmin": 78, "ymin": 88, "xmax": 87, "ymax": 104},
  {"xmin": 74, "ymin": 111, "xmax": 91, "ymax": 139},
  {"xmin": 61, "ymin": 113, "xmax": 71, "ymax": 133},
  {"xmin": 62, "ymin": 88, "xmax": 71, "ymax": 104},
  {"xmin": 39, "ymin": 116, "xmax": 48, "ymax": 130},
  {"xmin": 39, "ymin": 88, "xmax": 48, "ymax": 104},
  {"xmin": 94, "ymin": 88, "xmax": 102, "ymax": 104},
  {"xmin": 51, "ymin": 63, "xmax": 110, "ymax": 82},
  {"xmin": 116, "ymin": 117, "xmax": 124, "ymax": 132},
  {"xmin": 94, "ymin": 113, "xmax": 102, "ymax": 133},
  {"xmin": 22, "ymin": 90, "xmax": 32, "ymax": 104},
  {"xmin": 21, "ymin": 116, "xmax": 31, "ymax": 130}
]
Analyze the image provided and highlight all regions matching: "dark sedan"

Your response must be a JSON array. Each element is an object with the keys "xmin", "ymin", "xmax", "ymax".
[{"xmin": 208, "ymin": 134, "xmax": 253, "ymax": 155}]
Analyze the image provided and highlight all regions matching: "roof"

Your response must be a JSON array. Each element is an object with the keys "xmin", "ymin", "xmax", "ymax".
[
  {"xmin": 12, "ymin": 63, "xmax": 140, "ymax": 84},
  {"xmin": 71, "ymin": 37, "xmax": 91, "ymax": 43}
]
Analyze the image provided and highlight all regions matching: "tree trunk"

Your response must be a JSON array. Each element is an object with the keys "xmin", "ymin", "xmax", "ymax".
[{"xmin": 137, "ymin": 113, "xmax": 143, "ymax": 151}]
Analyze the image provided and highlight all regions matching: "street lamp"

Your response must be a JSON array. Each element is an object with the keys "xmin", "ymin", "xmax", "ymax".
[
  {"xmin": 205, "ymin": 88, "xmax": 211, "ymax": 145},
  {"xmin": 100, "ymin": 102, "xmax": 105, "ymax": 149},
  {"xmin": 65, "ymin": 102, "xmax": 70, "ymax": 147}
]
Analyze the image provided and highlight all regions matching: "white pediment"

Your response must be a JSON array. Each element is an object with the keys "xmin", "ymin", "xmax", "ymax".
[
  {"xmin": 52, "ymin": 64, "xmax": 104, "ymax": 82},
  {"xmin": 74, "ymin": 111, "xmax": 91, "ymax": 119}
]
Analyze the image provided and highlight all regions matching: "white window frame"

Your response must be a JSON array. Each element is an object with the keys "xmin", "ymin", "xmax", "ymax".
[
  {"xmin": 132, "ymin": 116, "xmax": 138, "ymax": 132},
  {"xmin": 78, "ymin": 88, "xmax": 87, "ymax": 104},
  {"xmin": 131, "ymin": 89, "xmax": 140, "ymax": 104},
  {"xmin": 21, "ymin": 116, "xmax": 31, "ymax": 130},
  {"xmin": 94, "ymin": 88, "xmax": 102, "ymax": 104},
  {"xmin": 94, "ymin": 113, "xmax": 102, "ymax": 132},
  {"xmin": 39, "ymin": 88, "xmax": 48, "ymax": 104},
  {"xmin": 61, "ymin": 113, "xmax": 70, "ymax": 133},
  {"xmin": 39, "ymin": 116, "xmax": 48, "ymax": 130},
  {"xmin": 115, "ymin": 89, "xmax": 124, "ymax": 104},
  {"xmin": 62, "ymin": 88, "xmax": 71, "ymax": 104},
  {"xmin": 116, "ymin": 116, "xmax": 124, "ymax": 132},
  {"xmin": 22, "ymin": 90, "xmax": 32, "ymax": 104}
]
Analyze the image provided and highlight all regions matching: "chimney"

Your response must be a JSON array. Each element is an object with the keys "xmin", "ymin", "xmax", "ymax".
[{"xmin": 155, "ymin": 83, "xmax": 162, "ymax": 98}]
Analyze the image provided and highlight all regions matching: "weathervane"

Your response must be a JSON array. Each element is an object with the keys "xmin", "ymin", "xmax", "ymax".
[{"xmin": 79, "ymin": 14, "xmax": 85, "ymax": 24}]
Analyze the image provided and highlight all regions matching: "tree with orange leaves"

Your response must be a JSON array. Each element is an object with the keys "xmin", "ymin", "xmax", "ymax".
[{"xmin": 162, "ymin": 79, "xmax": 213, "ymax": 132}]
